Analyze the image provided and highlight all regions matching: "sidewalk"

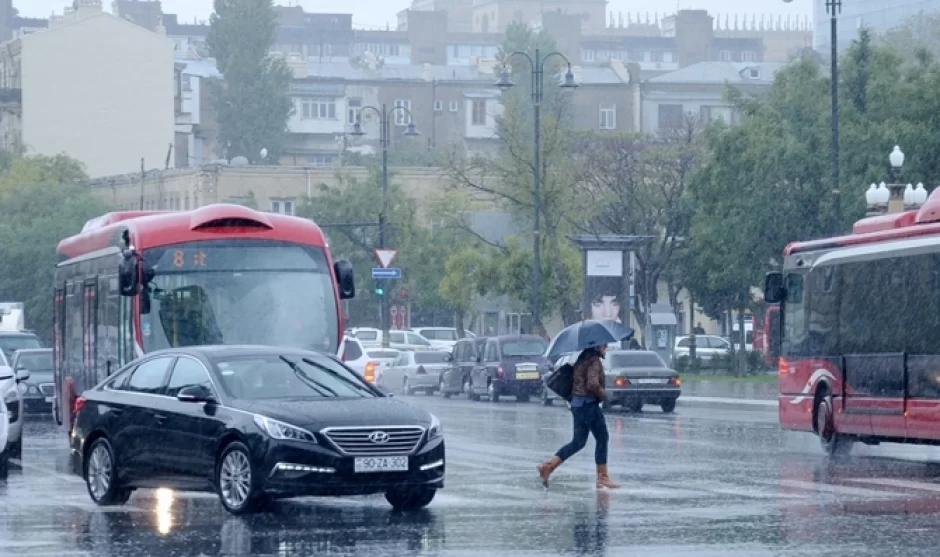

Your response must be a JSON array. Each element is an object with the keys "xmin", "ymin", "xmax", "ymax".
[{"xmin": 678, "ymin": 377, "xmax": 778, "ymax": 411}]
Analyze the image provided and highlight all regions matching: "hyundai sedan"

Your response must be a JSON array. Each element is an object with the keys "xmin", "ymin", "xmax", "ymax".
[{"xmin": 69, "ymin": 345, "xmax": 445, "ymax": 515}]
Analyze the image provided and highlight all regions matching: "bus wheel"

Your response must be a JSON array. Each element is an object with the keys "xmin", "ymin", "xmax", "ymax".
[{"xmin": 815, "ymin": 393, "xmax": 853, "ymax": 457}]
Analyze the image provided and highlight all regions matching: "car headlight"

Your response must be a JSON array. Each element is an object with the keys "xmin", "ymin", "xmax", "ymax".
[
  {"xmin": 253, "ymin": 415, "xmax": 317, "ymax": 443},
  {"xmin": 427, "ymin": 414, "xmax": 443, "ymax": 440}
]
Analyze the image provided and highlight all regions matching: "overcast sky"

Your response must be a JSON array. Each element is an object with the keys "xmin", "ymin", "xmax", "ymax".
[{"xmin": 22, "ymin": 0, "xmax": 814, "ymax": 30}]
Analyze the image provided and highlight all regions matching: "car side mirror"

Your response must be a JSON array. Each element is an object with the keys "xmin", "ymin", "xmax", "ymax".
[
  {"xmin": 764, "ymin": 272, "xmax": 785, "ymax": 304},
  {"xmin": 177, "ymin": 384, "xmax": 215, "ymax": 403},
  {"xmin": 119, "ymin": 250, "xmax": 141, "ymax": 296},
  {"xmin": 15, "ymin": 368, "xmax": 28, "ymax": 382},
  {"xmin": 445, "ymin": 353, "xmax": 453, "ymax": 362},
  {"xmin": 334, "ymin": 259, "xmax": 356, "ymax": 300}
]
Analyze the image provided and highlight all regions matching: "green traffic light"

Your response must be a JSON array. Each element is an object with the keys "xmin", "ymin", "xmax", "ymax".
[{"xmin": 375, "ymin": 287, "xmax": 384, "ymax": 296}]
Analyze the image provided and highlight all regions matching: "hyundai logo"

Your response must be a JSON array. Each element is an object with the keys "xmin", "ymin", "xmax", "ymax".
[{"xmin": 368, "ymin": 431, "xmax": 390, "ymax": 444}]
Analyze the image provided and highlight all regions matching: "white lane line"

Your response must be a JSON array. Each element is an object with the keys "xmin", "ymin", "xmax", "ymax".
[
  {"xmin": 769, "ymin": 479, "xmax": 902, "ymax": 499},
  {"xmin": 678, "ymin": 396, "xmax": 777, "ymax": 407},
  {"xmin": 8, "ymin": 459, "xmax": 85, "ymax": 484},
  {"xmin": 846, "ymin": 477, "xmax": 940, "ymax": 494}
]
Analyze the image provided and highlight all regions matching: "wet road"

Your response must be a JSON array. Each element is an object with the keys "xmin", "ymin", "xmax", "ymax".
[{"xmin": 5, "ymin": 396, "xmax": 940, "ymax": 556}]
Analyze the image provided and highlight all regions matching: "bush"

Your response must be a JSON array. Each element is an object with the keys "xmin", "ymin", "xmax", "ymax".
[{"xmin": 675, "ymin": 355, "xmax": 703, "ymax": 375}]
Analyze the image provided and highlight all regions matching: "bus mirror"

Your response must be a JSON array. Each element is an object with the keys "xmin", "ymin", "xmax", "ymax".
[
  {"xmin": 764, "ymin": 272, "xmax": 784, "ymax": 304},
  {"xmin": 335, "ymin": 259, "xmax": 356, "ymax": 300},
  {"xmin": 118, "ymin": 253, "xmax": 140, "ymax": 296}
]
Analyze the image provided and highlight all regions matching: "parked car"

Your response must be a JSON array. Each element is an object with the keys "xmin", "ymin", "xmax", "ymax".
[
  {"xmin": 439, "ymin": 337, "xmax": 488, "ymax": 398},
  {"xmin": 0, "ymin": 351, "xmax": 23, "ymax": 459},
  {"xmin": 365, "ymin": 348, "xmax": 400, "ymax": 386},
  {"xmin": 338, "ymin": 336, "xmax": 378, "ymax": 383},
  {"xmin": 604, "ymin": 350, "xmax": 681, "ymax": 413},
  {"xmin": 381, "ymin": 351, "xmax": 452, "ymax": 395},
  {"xmin": 410, "ymin": 328, "xmax": 460, "ymax": 351},
  {"xmin": 388, "ymin": 330, "xmax": 433, "ymax": 352},
  {"xmin": 70, "ymin": 345, "xmax": 445, "ymax": 515},
  {"xmin": 469, "ymin": 335, "xmax": 550, "ymax": 402},
  {"xmin": 13, "ymin": 348, "xmax": 54, "ymax": 414},
  {"xmin": 674, "ymin": 335, "xmax": 731, "ymax": 367},
  {"xmin": 0, "ymin": 332, "xmax": 42, "ymax": 362},
  {"xmin": 350, "ymin": 327, "xmax": 382, "ymax": 348}
]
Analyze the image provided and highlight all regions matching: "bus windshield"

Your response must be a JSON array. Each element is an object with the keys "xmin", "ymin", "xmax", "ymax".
[{"xmin": 141, "ymin": 240, "xmax": 339, "ymax": 354}]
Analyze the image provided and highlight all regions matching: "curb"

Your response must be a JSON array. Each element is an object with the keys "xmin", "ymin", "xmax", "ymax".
[{"xmin": 677, "ymin": 396, "xmax": 777, "ymax": 411}]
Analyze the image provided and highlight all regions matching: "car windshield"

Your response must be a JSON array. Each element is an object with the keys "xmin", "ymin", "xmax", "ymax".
[
  {"xmin": 415, "ymin": 352, "xmax": 450, "ymax": 364},
  {"xmin": 355, "ymin": 330, "xmax": 379, "ymax": 341},
  {"xmin": 421, "ymin": 329, "xmax": 458, "ymax": 341},
  {"xmin": 214, "ymin": 354, "xmax": 376, "ymax": 400},
  {"xmin": 16, "ymin": 352, "xmax": 52, "ymax": 370},
  {"xmin": 607, "ymin": 352, "xmax": 666, "ymax": 368},
  {"xmin": 141, "ymin": 240, "xmax": 339, "ymax": 355},
  {"xmin": 501, "ymin": 339, "xmax": 547, "ymax": 357},
  {"xmin": 0, "ymin": 335, "xmax": 42, "ymax": 360},
  {"xmin": 368, "ymin": 350, "xmax": 399, "ymax": 359}
]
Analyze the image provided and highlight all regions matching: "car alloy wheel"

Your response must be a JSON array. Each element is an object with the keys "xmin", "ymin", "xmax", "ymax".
[
  {"xmin": 219, "ymin": 446, "xmax": 253, "ymax": 512},
  {"xmin": 488, "ymin": 382, "xmax": 499, "ymax": 403},
  {"xmin": 84, "ymin": 438, "xmax": 131, "ymax": 506},
  {"xmin": 439, "ymin": 377, "xmax": 450, "ymax": 399}
]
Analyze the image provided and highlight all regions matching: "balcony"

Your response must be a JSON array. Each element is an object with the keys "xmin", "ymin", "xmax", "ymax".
[{"xmin": 0, "ymin": 88, "xmax": 22, "ymax": 108}]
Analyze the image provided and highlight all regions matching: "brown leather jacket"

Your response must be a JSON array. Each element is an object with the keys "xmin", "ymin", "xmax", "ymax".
[{"xmin": 571, "ymin": 351, "xmax": 605, "ymax": 401}]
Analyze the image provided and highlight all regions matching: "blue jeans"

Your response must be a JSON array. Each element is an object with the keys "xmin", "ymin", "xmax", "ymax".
[{"xmin": 555, "ymin": 402, "xmax": 609, "ymax": 465}]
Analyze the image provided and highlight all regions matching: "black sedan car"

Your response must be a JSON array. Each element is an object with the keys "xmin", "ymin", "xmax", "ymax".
[
  {"xmin": 70, "ymin": 345, "xmax": 445, "ymax": 515},
  {"xmin": 468, "ymin": 335, "xmax": 550, "ymax": 402},
  {"xmin": 12, "ymin": 348, "xmax": 54, "ymax": 414},
  {"xmin": 603, "ymin": 350, "xmax": 681, "ymax": 413}
]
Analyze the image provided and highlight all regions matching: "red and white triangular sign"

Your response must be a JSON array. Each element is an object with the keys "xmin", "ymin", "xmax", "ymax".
[{"xmin": 375, "ymin": 249, "xmax": 398, "ymax": 268}]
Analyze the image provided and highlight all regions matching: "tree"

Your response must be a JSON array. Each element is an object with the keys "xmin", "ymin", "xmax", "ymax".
[
  {"xmin": 444, "ymin": 23, "xmax": 582, "ymax": 327},
  {"xmin": 207, "ymin": 0, "xmax": 293, "ymax": 163},
  {"xmin": 0, "ymin": 154, "xmax": 104, "ymax": 342},
  {"xmin": 438, "ymin": 248, "xmax": 493, "ymax": 334}
]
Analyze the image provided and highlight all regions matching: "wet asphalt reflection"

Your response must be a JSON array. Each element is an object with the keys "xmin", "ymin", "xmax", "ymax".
[{"xmin": 4, "ymin": 397, "xmax": 940, "ymax": 556}]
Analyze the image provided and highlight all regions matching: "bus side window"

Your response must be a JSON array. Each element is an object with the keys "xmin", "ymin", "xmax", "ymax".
[
  {"xmin": 782, "ymin": 273, "xmax": 806, "ymax": 357},
  {"xmin": 99, "ymin": 275, "xmax": 120, "ymax": 376},
  {"xmin": 118, "ymin": 295, "xmax": 135, "ymax": 365},
  {"xmin": 65, "ymin": 281, "xmax": 84, "ymax": 386}
]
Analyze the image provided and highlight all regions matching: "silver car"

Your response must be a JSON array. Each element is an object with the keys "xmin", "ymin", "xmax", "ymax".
[{"xmin": 381, "ymin": 351, "xmax": 452, "ymax": 395}]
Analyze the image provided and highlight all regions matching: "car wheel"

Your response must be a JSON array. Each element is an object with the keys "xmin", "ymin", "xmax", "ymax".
[
  {"xmin": 467, "ymin": 380, "xmax": 479, "ymax": 402},
  {"xmin": 541, "ymin": 388, "xmax": 553, "ymax": 406},
  {"xmin": 0, "ymin": 450, "xmax": 7, "ymax": 479},
  {"xmin": 402, "ymin": 378, "xmax": 415, "ymax": 396},
  {"xmin": 815, "ymin": 393, "xmax": 853, "ymax": 458},
  {"xmin": 385, "ymin": 486, "xmax": 437, "ymax": 511},
  {"xmin": 439, "ymin": 378, "xmax": 451, "ymax": 399},
  {"xmin": 661, "ymin": 399, "xmax": 677, "ymax": 414},
  {"xmin": 8, "ymin": 437, "xmax": 21, "ymax": 460},
  {"xmin": 216, "ymin": 441, "xmax": 264, "ymax": 515},
  {"xmin": 627, "ymin": 400, "xmax": 643, "ymax": 413},
  {"xmin": 84, "ymin": 438, "xmax": 132, "ymax": 506},
  {"xmin": 488, "ymin": 382, "xmax": 499, "ymax": 402}
]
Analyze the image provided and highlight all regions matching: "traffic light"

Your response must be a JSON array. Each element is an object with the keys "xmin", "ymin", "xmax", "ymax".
[{"xmin": 375, "ymin": 286, "xmax": 384, "ymax": 296}]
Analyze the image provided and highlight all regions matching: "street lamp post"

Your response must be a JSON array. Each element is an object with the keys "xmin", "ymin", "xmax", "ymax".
[
  {"xmin": 350, "ymin": 104, "xmax": 420, "ymax": 348},
  {"xmin": 495, "ymin": 49, "xmax": 577, "ymax": 333},
  {"xmin": 865, "ymin": 146, "xmax": 928, "ymax": 216}
]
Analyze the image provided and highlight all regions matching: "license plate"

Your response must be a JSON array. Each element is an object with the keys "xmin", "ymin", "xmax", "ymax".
[
  {"xmin": 636, "ymin": 378, "xmax": 667, "ymax": 384},
  {"xmin": 516, "ymin": 363, "xmax": 538, "ymax": 372},
  {"xmin": 516, "ymin": 372, "xmax": 540, "ymax": 380},
  {"xmin": 354, "ymin": 456, "xmax": 409, "ymax": 473},
  {"xmin": 44, "ymin": 396, "xmax": 53, "ymax": 403}
]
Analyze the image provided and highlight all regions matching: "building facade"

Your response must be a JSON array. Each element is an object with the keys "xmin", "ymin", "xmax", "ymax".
[
  {"xmin": 0, "ymin": 1, "xmax": 175, "ymax": 178},
  {"xmin": 814, "ymin": 0, "xmax": 940, "ymax": 53}
]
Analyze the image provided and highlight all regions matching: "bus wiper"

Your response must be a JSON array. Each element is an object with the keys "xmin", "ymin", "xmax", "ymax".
[
  {"xmin": 301, "ymin": 358, "xmax": 373, "ymax": 397},
  {"xmin": 279, "ymin": 356, "xmax": 338, "ymax": 397}
]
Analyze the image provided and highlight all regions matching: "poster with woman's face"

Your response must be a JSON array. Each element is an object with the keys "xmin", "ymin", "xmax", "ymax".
[{"xmin": 586, "ymin": 275, "xmax": 623, "ymax": 323}]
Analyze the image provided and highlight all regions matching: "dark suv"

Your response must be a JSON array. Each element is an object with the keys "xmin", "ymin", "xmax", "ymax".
[
  {"xmin": 439, "ymin": 337, "xmax": 487, "ymax": 398},
  {"xmin": 468, "ymin": 335, "xmax": 550, "ymax": 402},
  {"xmin": 13, "ymin": 348, "xmax": 53, "ymax": 414}
]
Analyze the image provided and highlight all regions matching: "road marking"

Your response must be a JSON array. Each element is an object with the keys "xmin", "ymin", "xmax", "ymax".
[
  {"xmin": 8, "ymin": 458, "xmax": 84, "ymax": 484},
  {"xmin": 678, "ymin": 396, "xmax": 777, "ymax": 407},
  {"xmin": 846, "ymin": 477, "xmax": 940, "ymax": 494},
  {"xmin": 770, "ymin": 479, "xmax": 902, "ymax": 499}
]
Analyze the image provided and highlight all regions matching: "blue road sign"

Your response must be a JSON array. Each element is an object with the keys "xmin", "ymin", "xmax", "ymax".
[{"xmin": 372, "ymin": 267, "xmax": 402, "ymax": 279}]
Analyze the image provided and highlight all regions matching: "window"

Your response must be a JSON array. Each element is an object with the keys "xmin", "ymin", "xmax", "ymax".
[
  {"xmin": 347, "ymin": 98, "xmax": 362, "ymax": 125},
  {"xmin": 657, "ymin": 104, "xmax": 683, "ymax": 131},
  {"xmin": 394, "ymin": 100, "xmax": 412, "ymax": 126},
  {"xmin": 434, "ymin": 100, "xmax": 443, "ymax": 112},
  {"xmin": 390, "ymin": 331, "xmax": 406, "ymax": 343},
  {"xmin": 125, "ymin": 357, "xmax": 173, "ymax": 394},
  {"xmin": 747, "ymin": 67, "xmax": 762, "ymax": 79},
  {"xmin": 484, "ymin": 341, "xmax": 498, "ymax": 362},
  {"xmin": 406, "ymin": 333, "xmax": 431, "ymax": 346},
  {"xmin": 270, "ymin": 199, "xmax": 295, "ymax": 215},
  {"xmin": 583, "ymin": 49, "xmax": 595, "ymax": 62},
  {"xmin": 308, "ymin": 155, "xmax": 333, "ymax": 167},
  {"xmin": 742, "ymin": 50, "xmax": 757, "ymax": 62},
  {"xmin": 449, "ymin": 100, "xmax": 459, "ymax": 112},
  {"xmin": 782, "ymin": 273, "xmax": 807, "ymax": 357},
  {"xmin": 214, "ymin": 354, "xmax": 376, "ymax": 400},
  {"xmin": 719, "ymin": 50, "xmax": 732, "ymax": 62},
  {"xmin": 343, "ymin": 339, "xmax": 363, "ymax": 361},
  {"xmin": 415, "ymin": 352, "xmax": 450, "ymax": 364},
  {"xmin": 663, "ymin": 51, "xmax": 675, "ymax": 63},
  {"xmin": 471, "ymin": 99, "xmax": 486, "ymax": 126},
  {"xmin": 166, "ymin": 357, "xmax": 214, "ymax": 397},
  {"xmin": 599, "ymin": 103, "xmax": 616, "ymax": 130},
  {"xmin": 301, "ymin": 98, "xmax": 337, "ymax": 120}
]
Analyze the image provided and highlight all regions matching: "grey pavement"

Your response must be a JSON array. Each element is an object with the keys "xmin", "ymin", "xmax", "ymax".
[{"xmin": 3, "ymin": 395, "xmax": 940, "ymax": 556}]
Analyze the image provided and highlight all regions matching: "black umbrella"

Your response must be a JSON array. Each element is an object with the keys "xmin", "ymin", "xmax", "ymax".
[{"xmin": 546, "ymin": 320, "xmax": 635, "ymax": 358}]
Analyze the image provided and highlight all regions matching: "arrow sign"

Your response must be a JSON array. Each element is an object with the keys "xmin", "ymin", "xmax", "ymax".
[
  {"xmin": 372, "ymin": 267, "xmax": 402, "ymax": 279},
  {"xmin": 374, "ymin": 249, "xmax": 398, "ymax": 269}
]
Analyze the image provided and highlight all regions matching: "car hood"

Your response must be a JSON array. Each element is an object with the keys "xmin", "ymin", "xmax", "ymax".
[
  {"xmin": 233, "ymin": 397, "xmax": 433, "ymax": 431},
  {"xmin": 606, "ymin": 367, "xmax": 677, "ymax": 378},
  {"xmin": 25, "ymin": 371, "xmax": 53, "ymax": 385}
]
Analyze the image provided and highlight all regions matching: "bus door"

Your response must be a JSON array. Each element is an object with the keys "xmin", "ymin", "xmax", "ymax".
[
  {"xmin": 843, "ymin": 354, "xmax": 906, "ymax": 439},
  {"xmin": 83, "ymin": 279, "xmax": 99, "ymax": 387},
  {"xmin": 53, "ymin": 288, "xmax": 65, "ymax": 426}
]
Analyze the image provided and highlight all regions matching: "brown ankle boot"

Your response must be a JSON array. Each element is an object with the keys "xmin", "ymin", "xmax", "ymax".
[
  {"xmin": 537, "ymin": 456, "xmax": 563, "ymax": 488},
  {"xmin": 596, "ymin": 464, "xmax": 621, "ymax": 489}
]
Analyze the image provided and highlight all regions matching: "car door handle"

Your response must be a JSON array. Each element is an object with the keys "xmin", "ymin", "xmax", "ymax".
[
  {"xmin": 153, "ymin": 413, "xmax": 167, "ymax": 424},
  {"xmin": 110, "ymin": 407, "xmax": 124, "ymax": 416}
]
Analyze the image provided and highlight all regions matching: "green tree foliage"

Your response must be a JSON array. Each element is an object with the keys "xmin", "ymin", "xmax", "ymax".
[
  {"xmin": 445, "ymin": 23, "xmax": 582, "ymax": 327},
  {"xmin": 0, "ymin": 154, "xmax": 104, "ymax": 341},
  {"xmin": 207, "ymin": 0, "xmax": 293, "ymax": 163}
]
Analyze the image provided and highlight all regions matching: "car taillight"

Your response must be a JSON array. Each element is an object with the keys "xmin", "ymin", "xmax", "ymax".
[
  {"xmin": 615, "ymin": 377, "xmax": 629, "ymax": 387},
  {"xmin": 364, "ymin": 362, "xmax": 377, "ymax": 383},
  {"xmin": 669, "ymin": 377, "xmax": 681, "ymax": 387},
  {"xmin": 497, "ymin": 366, "xmax": 504, "ymax": 378},
  {"xmin": 73, "ymin": 396, "xmax": 86, "ymax": 416}
]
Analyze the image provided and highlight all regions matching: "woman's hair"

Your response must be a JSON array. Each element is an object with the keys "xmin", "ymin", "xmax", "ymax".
[
  {"xmin": 587, "ymin": 276, "xmax": 622, "ymax": 302},
  {"xmin": 576, "ymin": 346, "xmax": 602, "ymax": 364}
]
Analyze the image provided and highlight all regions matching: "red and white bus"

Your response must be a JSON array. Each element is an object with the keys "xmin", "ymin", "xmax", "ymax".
[
  {"xmin": 765, "ymin": 191, "xmax": 940, "ymax": 455},
  {"xmin": 52, "ymin": 204, "xmax": 355, "ymax": 427}
]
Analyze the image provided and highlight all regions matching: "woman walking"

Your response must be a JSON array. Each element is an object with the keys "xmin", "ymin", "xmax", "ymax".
[{"xmin": 537, "ymin": 344, "xmax": 620, "ymax": 489}]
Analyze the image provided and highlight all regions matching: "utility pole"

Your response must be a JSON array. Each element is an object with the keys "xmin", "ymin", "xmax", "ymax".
[{"xmin": 138, "ymin": 158, "xmax": 145, "ymax": 210}]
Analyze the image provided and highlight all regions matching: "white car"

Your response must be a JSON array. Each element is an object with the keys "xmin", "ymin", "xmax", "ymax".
[
  {"xmin": 674, "ymin": 335, "xmax": 732, "ymax": 367},
  {"xmin": 0, "ymin": 358, "xmax": 22, "ymax": 460},
  {"xmin": 410, "ymin": 327, "xmax": 460, "ymax": 351},
  {"xmin": 364, "ymin": 347, "xmax": 401, "ymax": 386},
  {"xmin": 338, "ymin": 336, "xmax": 378, "ymax": 382},
  {"xmin": 380, "ymin": 350, "xmax": 452, "ymax": 395},
  {"xmin": 350, "ymin": 327, "xmax": 382, "ymax": 348}
]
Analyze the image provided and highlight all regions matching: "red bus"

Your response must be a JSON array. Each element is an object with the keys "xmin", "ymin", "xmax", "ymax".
[
  {"xmin": 764, "ymin": 193, "xmax": 940, "ymax": 456},
  {"xmin": 52, "ymin": 204, "xmax": 355, "ymax": 427}
]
